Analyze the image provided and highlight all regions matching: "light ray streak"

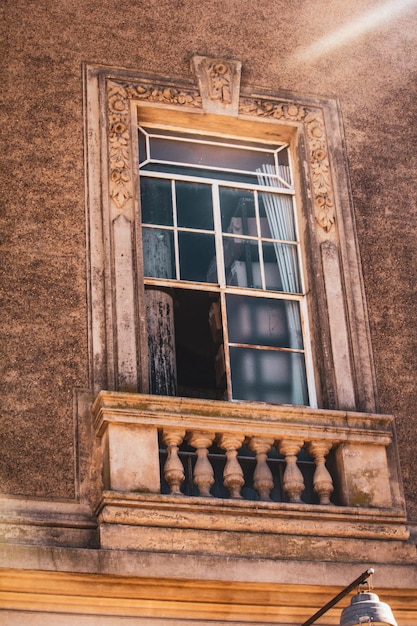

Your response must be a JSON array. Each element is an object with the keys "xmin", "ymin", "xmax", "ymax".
[{"xmin": 296, "ymin": 0, "xmax": 417, "ymax": 61}]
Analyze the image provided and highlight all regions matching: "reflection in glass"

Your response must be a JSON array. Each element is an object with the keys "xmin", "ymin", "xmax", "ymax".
[
  {"xmin": 220, "ymin": 188, "xmax": 255, "ymax": 234},
  {"xmin": 259, "ymin": 191, "xmax": 296, "ymax": 241},
  {"xmin": 226, "ymin": 294, "xmax": 304, "ymax": 349},
  {"xmin": 224, "ymin": 237, "xmax": 261, "ymax": 289},
  {"xmin": 178, "ymin": 232, "xmax": 217, "ymax": 283},
  {"xmin": 142, "ymin": 228, "xmax": 175, "ymax": 279},
  {"xmin": 229, "ymin": 348, "xmax": 308, "ymax": 405},
  {"xmin": 150, "ymin": 136, "xmax": 276, "ymax": 174},
  {"xmin": 261, "ymin": 242, "xmax": 282, "ymax": 291},
  {"xmin": 140, "ymin": 177, "xmax": 173, "ymax": 226},
  {"xmin": 176, "ymin": 181, "xmax": 213, "ymax": 230},
  {"xmin": 263, "ymin": 242, "xmax": 301, "ymax": 293}
]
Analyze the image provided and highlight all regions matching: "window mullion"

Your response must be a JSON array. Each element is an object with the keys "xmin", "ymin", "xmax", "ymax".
[
  {"xmin": 220, "ymin": 290, "xmax": 233, "ymax": 402},
  {"xmin": 299, "ymin": 297, "xmax": 317, "ymax": 408},
  {"xmin": 254, "ymin": 190, "xmax": 266, "ymax": 291},
  {"xmin": 170, "ymin": 179, "xmax": 180, "ymax": 280},
  {"xmin": 212, "ymin": 183, "xmax": 225, "ymax": 288}
]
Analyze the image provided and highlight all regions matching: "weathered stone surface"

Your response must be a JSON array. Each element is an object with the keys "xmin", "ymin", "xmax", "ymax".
[{"xmin": 1, "ymin": 1, "xmax": 417, "ymax": 607}]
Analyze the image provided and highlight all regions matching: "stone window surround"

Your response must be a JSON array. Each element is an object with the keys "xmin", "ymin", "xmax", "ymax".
[{"xmin": 83, "ymin": 57, "xmax": 377, "ymax": 414}]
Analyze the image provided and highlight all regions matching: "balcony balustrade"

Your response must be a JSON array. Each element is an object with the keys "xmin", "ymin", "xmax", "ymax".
[{"xmin": 91, "ymin": 391, "xmax": 412, "ymax": 563}]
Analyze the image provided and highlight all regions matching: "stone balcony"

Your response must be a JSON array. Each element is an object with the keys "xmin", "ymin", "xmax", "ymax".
[{"xmin": 92, "ymin": 391, "xmax": 414, "ymax": 564}]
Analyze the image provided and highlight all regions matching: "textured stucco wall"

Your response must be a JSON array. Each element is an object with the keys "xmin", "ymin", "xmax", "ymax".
[{"xmin": 1, "ymin": 0, "xmax": 416, "ymax": 518}]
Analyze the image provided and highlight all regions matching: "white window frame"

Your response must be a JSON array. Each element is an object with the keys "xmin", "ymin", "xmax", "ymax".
[{"xmin": 138, "ymin": 125, "xmax": 317, "ymax": 406}]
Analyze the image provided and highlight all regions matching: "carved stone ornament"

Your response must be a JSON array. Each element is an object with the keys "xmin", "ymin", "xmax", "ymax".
[
  {"xmin": 107, "ymin": 80, "xmax": 201, "ymax": 221},
  {"xmin": 191, "ymin": 55, "xmax": 242, "ymax": 116},
  {"xmin": 106, "ymin": 63, "xmax": 335, "ymax": 231},
  {"xmin": 239, "ymin": 98, "xmax": 335, "ymax": 232}
]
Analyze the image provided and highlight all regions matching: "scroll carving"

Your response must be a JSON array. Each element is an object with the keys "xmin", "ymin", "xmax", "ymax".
[{"xmin": 239, "ymin": 98, "xmax": 335, "ymax": 232}]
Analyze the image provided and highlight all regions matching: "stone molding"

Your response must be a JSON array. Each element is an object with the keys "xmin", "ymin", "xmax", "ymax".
[
  {"xmin": 106, "ymin": 71, "xmax": 334, "ymax": 233},
  {"xmin": 2, "ymin": 557, "xmax": 417, "ymax": 624}
]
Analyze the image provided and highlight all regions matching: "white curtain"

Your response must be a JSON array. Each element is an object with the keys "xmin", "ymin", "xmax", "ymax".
[{"xmin": 257, "ymin": 164, "xmax": 307, "ymax": 405}]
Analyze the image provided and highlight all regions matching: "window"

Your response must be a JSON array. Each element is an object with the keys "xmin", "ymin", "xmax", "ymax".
[
  {"xmin": 139, "ymin": 126, "xmax": 316, "ymax": 406},
  {"xmin": 84, "ymin": 61, "xmax": 379, "ymax": 414}
]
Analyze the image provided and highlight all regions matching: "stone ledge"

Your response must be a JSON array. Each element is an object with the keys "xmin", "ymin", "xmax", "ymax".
[
  {"xmin": 1, "ymin": 543, "xmax": 417, "ymax": 588},
  {"xmin": 98, "ymin": 522, "xmax": 415, "ymax": 564},
  {"xmin": 96, "ymin": 491, "xmax": 409, "ymax": 540},
  {"xmin": 0, "ymin": 498, "xmax": 97, "ymax": 549}
]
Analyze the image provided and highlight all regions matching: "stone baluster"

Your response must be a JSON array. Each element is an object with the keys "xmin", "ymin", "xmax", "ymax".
[
  {"xmin": 307, "ymin": 441, "xmax": 334, "ymax": 505},
  {"xmin": 248, "ymin": 437, "xmax": 274, "ymax": 501},
  {"xmin": 162, "ymin": 429, "xmax": 186, "ymax": 496},
  {"xmin": 218, "ymin": 433, "xmax": 245, "ymax": 499},
  {"xmin": 278, "ymin": 439, "xmax": 305, "ymax": 503},
  {"xmin": 187, "ymin": 431, "xmax": 215, "ymax": 497}
]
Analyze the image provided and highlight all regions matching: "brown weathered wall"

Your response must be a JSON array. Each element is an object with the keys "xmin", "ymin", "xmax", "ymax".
[{"xmin": 1, "ymin": 0, "xmax": 416, "ymax": 518}]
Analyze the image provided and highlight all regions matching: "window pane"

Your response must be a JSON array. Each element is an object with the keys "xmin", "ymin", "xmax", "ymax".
[
  {"xmin": 176, "ymin": 181, "xmax": 213, "ymax": 230},
  {"xmin": 140, "ymin": 177, "xmax": 173, "ymax": 226},
  {"xmin": 226, "ymin": 294, "xmax": 303, "ymax": 350},
  {"xmin": 224, "ymin": 238, "xmax": 262, "ymax": 289},
  {"xmin": 141, "ymin": 163, "xmax": 259, "ymax": 184},
  {"xmin": 173, "ymin": 289, "xmax": 223, "ymax": 399},
  {"xmin": 258, "ymin": 192, "xmax": 296, "ymax": 241},
  {"xmin": 260, "ymin": 242, "xmax": 282, "ymax": 291},
  {"xmin": 150, "ymin": 136, "xmax": 276, "ymax": 173},
  {"xmin": 262, "ymin": 242, "xmax": 301, "ymax": 293},
  {"xmin": 229, "ymin": 347, "xmax": 308, "ymax": 405},
  {"xmin": 179, "ymin": 232, "xmax": 217, "ymax": 283},
  {"xmin": 220, "ymin": 188, "xmax": 255, "ymax": 234},
  {"xmin": 143, "ymin": 228, "xmax": 175, "ymax": 279}
]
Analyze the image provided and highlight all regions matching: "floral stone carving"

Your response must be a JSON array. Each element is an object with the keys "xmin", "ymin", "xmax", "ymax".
[
  {"xmin": 107, "ymin": 74, "xmax": 335, "ymax": 232},
  {"xmin": 239, "ymin": 98, "xmax": 335, "ymax": 232},
  {"xmin": 107, "ymin": 80, "xmax": 201, "ymax": 220}
]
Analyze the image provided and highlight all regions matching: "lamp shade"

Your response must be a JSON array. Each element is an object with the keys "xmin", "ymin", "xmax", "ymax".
[{"xmin": 340, "ymin": 592, "xmax": 397, "ymax": 626}]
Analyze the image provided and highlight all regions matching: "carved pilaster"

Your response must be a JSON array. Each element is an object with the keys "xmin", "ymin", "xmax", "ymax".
[{"xmin": 107, "ymin": 82, "xmax": 134, "ymax": 222}]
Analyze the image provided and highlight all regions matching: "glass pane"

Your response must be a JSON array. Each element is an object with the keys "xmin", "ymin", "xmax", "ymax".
[
  {"xmin": 229, "ymin": 347, "xmax": 308, "ymax": 405},
  {"xmin": 258, "ymin": 192, "xmax": 296, "ymax": 241},
  {"xmin": 223, "ymin": 237, "xmax": 261, "ymax": 289},
  {"xmin": 179, "ymin": 232, "xmax": 217, "ymax": 283},
  {"xmin": 226, "ymin": 294, "xmax": 303, "ymax": 350},
  {"xmin": 261, "ymin": 242, "xmax": 282, "ymax": 291},
  {"xmin": 142, "ymin": 228, "xmax": 175, "ymax": 279},
  {"xmin": 150, "ymin": 136, "xmax": 276, "ymax": 173},
  {"xmin": 263, "ymin": 243, "xmax": 301, "ymax": 293},
  {"xmin": 176, "ymin": 181, "xmax": 213, "ymax": 230},
  {"xmin": 263, "ymin": 242, "xmax": 301, "ymax": 293},
  {"xmin": 141, "ymin": 163, "xmax": 259, "ymax": 185},
  {"xmin": 140, "ymin": 177, "xmax": 173, "ymax": 226},
  {"xmin": 220, "ymin": 188, "xmax": 256, "ymax": 235},
  {"xmin": 138, "ymin": 127, "xmax": 148, "ymax": 165}
]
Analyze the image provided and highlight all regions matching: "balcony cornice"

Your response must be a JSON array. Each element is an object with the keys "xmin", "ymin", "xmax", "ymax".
[{"xmin": 92, "ymin": 391, "xmax": 394, "ymax": 445}]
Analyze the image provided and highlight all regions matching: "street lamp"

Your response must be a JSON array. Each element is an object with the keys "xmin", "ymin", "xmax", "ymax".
[{"xmin": 302, "ymin": 568, "xmax": 398, "ymax": 626}]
